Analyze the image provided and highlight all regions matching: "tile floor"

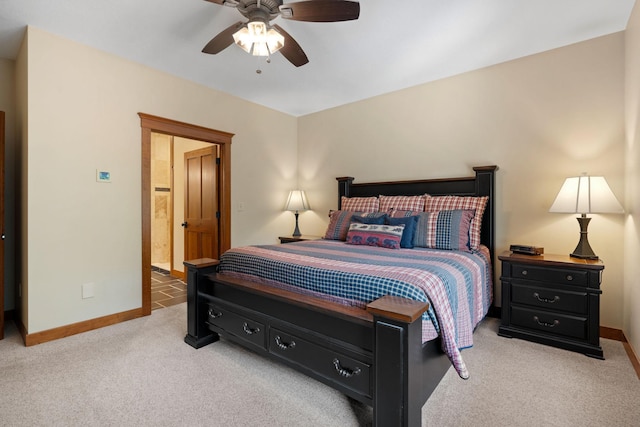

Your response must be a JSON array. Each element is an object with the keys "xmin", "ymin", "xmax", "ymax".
[{"xmin": 151, "ymin": 268, "xmax": 187, "ymax": 310}]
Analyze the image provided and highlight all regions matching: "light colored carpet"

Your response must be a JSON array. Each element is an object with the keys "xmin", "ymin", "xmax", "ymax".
[{"xmin": 0, "ymin": 304, "xmax": 638, "ymax": 426}]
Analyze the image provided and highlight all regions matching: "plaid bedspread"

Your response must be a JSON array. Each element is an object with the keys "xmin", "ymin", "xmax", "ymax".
[{"xmin": 218, "ymin": 239, "xmax": 492, "ymax": 379}]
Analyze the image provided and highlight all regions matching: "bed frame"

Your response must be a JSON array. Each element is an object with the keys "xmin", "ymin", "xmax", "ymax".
[{"xmin": 184, "ymin": 165, "xmax": 497, "ymax": 427}]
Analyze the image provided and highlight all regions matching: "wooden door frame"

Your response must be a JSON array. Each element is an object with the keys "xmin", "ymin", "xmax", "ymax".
[
  {"xmin": 139, "ymin": 113, "xmax": 233, "ymax": 315},
  {"xmin": 0, "ymin": 111, "xmax": 4, "ymax": 339}
]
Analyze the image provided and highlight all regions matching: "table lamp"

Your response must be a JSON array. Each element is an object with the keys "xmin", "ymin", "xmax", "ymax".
[
  {"xmin": 549, "ymin": 174, "xmax": 624, "ymax": 259},
  {"xmin": 285, "ymin": 190, "xmax": 310, "ymax": 237}
]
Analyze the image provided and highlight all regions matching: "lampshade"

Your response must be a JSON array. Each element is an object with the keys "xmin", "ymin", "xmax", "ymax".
[
  {"xmin": 549, "ymin": 175, "xmax": 624, "ymax": 214},
  {"xmin": 233, "ymin": 21, "xmax": 284, "ymax": 57},
  {"xmin": 549, "ymin": 174, "xmax": 623, "ymax": 260},
  {"xmin": 285, "ymin": 190, "xmax": 310, "ymax": 212}
]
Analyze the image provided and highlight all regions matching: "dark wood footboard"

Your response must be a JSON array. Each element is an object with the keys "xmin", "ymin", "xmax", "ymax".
[{"xmin": 184, "ymin": 259, "xmax": 449, "ymax": 427}]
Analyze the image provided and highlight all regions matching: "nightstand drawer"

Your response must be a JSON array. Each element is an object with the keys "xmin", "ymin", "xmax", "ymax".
[
  {"xmin": 511, "ymin": 306, "xmax": 587, "ymax": 341},
  {"xmin": 512, "ymin": 283, "xmax": 587, "ymax": 314},
  {"xmin": 512, "ymin": 264, "xmax": 588, "ymax": 286}
]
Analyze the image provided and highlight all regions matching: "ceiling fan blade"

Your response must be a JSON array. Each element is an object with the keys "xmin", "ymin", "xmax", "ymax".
[
  {"xmin": 273, "ymin": 24, "xmax": 309, "ymax": 67},
  {"xmin": 279, "ymin": 1, "xmax": 360, "ymax": 22},
  {"xmin": 202, "ymin": 21, "xmax": 244, "ymax": 54}
]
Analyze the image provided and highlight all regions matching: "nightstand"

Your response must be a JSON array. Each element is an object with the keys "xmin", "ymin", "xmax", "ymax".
[
  {"xmin": 498, "ymin": 251, "xmax": 604, "ymax": 359},
  {"xmin": 278, "ymin": 235, "xmax": 321, "ymax": 244}
]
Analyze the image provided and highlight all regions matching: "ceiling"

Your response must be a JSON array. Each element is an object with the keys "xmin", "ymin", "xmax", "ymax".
[{"xmin": 0, "ymin": 0, "xmax": 636, "ymax": 116}]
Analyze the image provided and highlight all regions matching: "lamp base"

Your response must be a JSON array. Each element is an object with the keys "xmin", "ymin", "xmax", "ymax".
[
  {"xmin": 291, "ymin": 211, "xmax": 301, "ymax": 237},
  {"xmin": 569, "ymin": 216, "xmax": 599, "ymax": 260}
]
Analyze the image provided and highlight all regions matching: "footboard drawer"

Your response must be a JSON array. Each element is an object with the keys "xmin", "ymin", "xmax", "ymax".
[
  {"xmin": 206, "ymin": 304, "xmax": 266, "ymax": 350},
  {"xmin": 269, "ymin": 328, "xmax": 371, "ymax": 398}
]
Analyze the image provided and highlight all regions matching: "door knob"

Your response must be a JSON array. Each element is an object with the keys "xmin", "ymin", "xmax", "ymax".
[
  {"xmin": 1, "ymin": 234, "xmax": 4, "ymax": 240},
  {"xmin": 181, "ymin": 222, "xmax": 187, "ymax": 228}
]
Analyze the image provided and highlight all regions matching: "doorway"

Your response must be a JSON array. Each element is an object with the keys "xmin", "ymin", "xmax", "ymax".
[
  {"xmin": 149, "ymin": 135, "xmax": 219, "ymax": 310},
  {"xmin": 139, "ymin": 113, "xmax": 233, "ymax": 315}
]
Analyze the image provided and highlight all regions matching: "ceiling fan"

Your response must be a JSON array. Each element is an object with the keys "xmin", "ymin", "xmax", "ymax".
[{"xmin": 202, "ymin": 0, "xmax": 360, "ymax": 67}]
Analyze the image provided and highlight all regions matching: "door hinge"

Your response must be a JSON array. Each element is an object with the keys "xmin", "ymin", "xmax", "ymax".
[
  {"xmin": 216, "ymin": 211, "xmax": 220, "ymax": 219},
  {"xmin": 216, "ymin": 157, "xmax": 221, "ymax": 165}
]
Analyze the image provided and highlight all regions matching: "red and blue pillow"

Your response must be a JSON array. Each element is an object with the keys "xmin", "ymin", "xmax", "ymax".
[{"xmin": 346, "ymin": 223, "xmax": 405, "ymax": 249}]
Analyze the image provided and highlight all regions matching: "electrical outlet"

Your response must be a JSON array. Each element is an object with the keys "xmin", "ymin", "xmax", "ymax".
[{"xmin": 82, "ymin": 283, "xmax": 95, "ymax": 299}]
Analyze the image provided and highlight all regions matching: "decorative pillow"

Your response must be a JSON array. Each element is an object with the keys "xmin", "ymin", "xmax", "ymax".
[
  {"xmin": 379, "ymin": 195, "xmax": 425, "ymax": 212},
  {"xmin": 423, "ymin": 195, "xmax": 488, "ymax": 249},
  {"xmin": 385, "ymin": 215, "xmax": 419, "ymax": 248},
  {"xmin": 340, "ymin": 196, "xmax": 379, "ymax": 212},
  {"xmin": 345, "ymin": 223, "xmax": 405, "ymax": 249},
  {"xmin": 324, "ymin": 211, "xmax": 387, "ymax": 241},
  {"xmin": 324, "ymin": 210, "xmax": 356, "ymax": 241},
  {"xmin": 413, "ymin": 210, "xmax": 475, "ymax": 251},
  {"xmin": 351, "ymin": 213, "xmax": 387, "ymax": 225}
]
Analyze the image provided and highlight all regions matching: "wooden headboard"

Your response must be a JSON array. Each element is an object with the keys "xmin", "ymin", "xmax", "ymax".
[{"xmin": 337, "ymin": 165, "xmax": 498, "ymax": 260}]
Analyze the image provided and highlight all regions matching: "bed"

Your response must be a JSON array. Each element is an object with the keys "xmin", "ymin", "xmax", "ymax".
[{"xmin": 184, "ymin": 165, "xmax": 497, "ymax": 427}]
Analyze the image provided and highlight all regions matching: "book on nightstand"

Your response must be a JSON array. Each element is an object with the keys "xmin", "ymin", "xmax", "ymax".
[{"xmin": 509, "ymin": 244, "xmax": 544, "ymax": 255}]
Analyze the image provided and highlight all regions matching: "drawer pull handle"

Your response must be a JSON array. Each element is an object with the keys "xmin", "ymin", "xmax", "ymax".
[
  {"xmin": 333, "ymin": 358, "xmax": 361, "ymax": 378},
  {"xmin": 566, "ymin": 275, "xmax": 573, "ymax": 281},
  {"xmin": 521, "ymin": 270, "xmax": 528, "ymax": 276},
  {"xmin": 533, "ymin": 292, "xmax": 560, "ymax": 304},
  {"xmin": 533, "ymin": 316, "xmax": 560, "ymax": 328},
  {"xmin": 208, "ymin": 308, "xmax": 223, "ymax": 319},
  {"xmin": 274, "ymin": 335, "xmax": 296, "ymax": 350},
  {"xmin": 242, "ymin": 322, "xmax": 260, "ymax": 335}
]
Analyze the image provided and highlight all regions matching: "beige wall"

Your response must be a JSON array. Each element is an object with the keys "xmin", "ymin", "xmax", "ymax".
[
  {"xmin": 20, "ymin": 26, "xmax": 298, "ymax": 333},
  {"xmin": 625, "ymin": 3, "xmax": 640, "ymax": 359},
  {"xmin": 298, "ymin": 33, "xmax": 626, "ymax": 329}
]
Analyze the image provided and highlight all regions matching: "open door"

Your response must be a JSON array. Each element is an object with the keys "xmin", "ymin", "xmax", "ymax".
[
  {"xmin": 183, "ymin": 146, "xmax": 219, "ymax": 261},
  {"xmin": 1, "ymin": 111, "xmax": 5, "ymax": 339}
]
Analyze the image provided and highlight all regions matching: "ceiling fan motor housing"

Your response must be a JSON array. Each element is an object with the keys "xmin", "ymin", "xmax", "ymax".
[{"xmin": 237, "ymin": 0, "xmax": 282, "ymax": 21}]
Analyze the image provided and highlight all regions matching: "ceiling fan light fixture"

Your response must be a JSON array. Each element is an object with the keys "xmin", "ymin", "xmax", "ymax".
[{"xmin": 232, "ymin": 21, "xmax": 284, "ymax": 56}]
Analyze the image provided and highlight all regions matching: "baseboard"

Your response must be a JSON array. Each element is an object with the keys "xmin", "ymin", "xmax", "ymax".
[
  {"xmin": 600, "ymin": 326, "xmax": 626, "ymax": 342},
  {"xmin": 170, "ymin": 269, "xmax": 185, "ymax": 280},
  {"xmin": 600, "ymin": 326, "xmax": 640, "ymax": 380},
  {"xmin": 23, "ymin": 307, "xmax": 147, "ymax": 347}
]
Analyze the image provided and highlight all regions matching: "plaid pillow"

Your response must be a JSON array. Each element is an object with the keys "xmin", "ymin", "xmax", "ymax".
[
  {"xmin": 379, "ymin": 195, "xmax": 425, "ymax": 212},
  {"xmin": 345, "ymin": 223, "xmax": 405, "ymax": 249},
  {"xmin": 324, "ymin": 211, "xmax": 386, "ymax": 241},
  {"xmin": 423, "ymin": 195, "xmax": 488, "ymax": 249},
  {"xmin": 340, "ymin": 196, "xmax": 379, "ymax": 212},
  {"xmin": 413, "ymin": 210, "xmax": 475, "ymax": 251},
  {"xmin": 388, "ymin": 209, "xmax": 417, "ymax": 218}
]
